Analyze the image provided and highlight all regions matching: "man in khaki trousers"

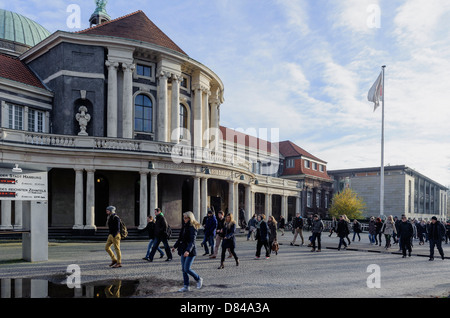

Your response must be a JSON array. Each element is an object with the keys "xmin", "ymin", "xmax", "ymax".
[{"xmin": 105, "ymin": 206, "xmax": 122, "ymax": 268}]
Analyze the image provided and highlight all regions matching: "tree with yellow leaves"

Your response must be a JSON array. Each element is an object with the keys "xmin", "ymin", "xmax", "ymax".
[{"xmin": 329, "ymin": 188, "xmax": 366, "ymax": 220}]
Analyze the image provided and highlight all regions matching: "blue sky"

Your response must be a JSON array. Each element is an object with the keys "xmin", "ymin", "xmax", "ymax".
[{"xmin": 2, "ymin": 0, "xmax": 450, "ymax": 186}]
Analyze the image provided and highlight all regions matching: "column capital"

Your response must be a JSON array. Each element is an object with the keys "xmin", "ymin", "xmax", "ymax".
[
  {"xmin": 158, "ymin": 70, "xmax": 171, "ymax": 80},
  {"xmin": 122, "ymin": 62, "xmax": 136, "ymax": 72},
  {"xmin": 171, "ymin": 74, "xmax": 183, "ymax": 83},
  {"xmin": 105, "ymin": 60, "xmax": 119, "ymax": 69}
]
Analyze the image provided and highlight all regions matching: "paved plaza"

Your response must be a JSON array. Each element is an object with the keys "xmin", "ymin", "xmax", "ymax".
[{"xmin": 1, "ymin": 230, "xmax": 449, "ymax": 299}]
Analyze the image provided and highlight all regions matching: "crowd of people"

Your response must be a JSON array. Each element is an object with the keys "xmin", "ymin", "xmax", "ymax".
[{"xmin": 103, "ymin": 205, "xmax": 448, "ymax": 292}]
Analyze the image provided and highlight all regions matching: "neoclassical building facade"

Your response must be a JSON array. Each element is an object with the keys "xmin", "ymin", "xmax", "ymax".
[{"xmin": 0, "ymin": 7, "xmax": 305, "ymax": 235}]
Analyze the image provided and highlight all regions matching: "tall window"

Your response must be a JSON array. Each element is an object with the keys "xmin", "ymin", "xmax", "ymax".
[
  {"xmin": 179, "ymin": 104, "xmax": 188, "ymax": 139},
  {"xmin": 28, "ymin": 109, "xmax": 45, "ymax": 133},
  {"xmin": 8, "ymin": 104, "xmax": 23, "ymax": 130},
  {"xmin": 135, "ymin": 94, "xmax": 153, "ymax": 133}
]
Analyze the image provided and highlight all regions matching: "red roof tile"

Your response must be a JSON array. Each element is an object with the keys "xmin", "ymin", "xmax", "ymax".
[
  {"xmin": 219, "ymin": 126, "xmax": 274, "ymax": 153},
  {"xmin": 0, "ymin": 53, "xmax": 46, "ymax": 89},
  {"xmin": 276, "ymin": 140, "xmax": 326, "ymax": 163},
  {"xmin": 77, "ymin": 10, "xmax": 187, "ymax": 56}
]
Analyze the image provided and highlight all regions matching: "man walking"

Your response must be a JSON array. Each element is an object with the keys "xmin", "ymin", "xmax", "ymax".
[
  {"xmin": 105, "ymin": 206, "xmax": 122, "ymax": 268},
  {"xmin": 148, "ymin": 208, "xmax": 173, "ymax": 262},
  {"xmin": 336, "ymin": 215, "xmax": 349, "ymax": 251},
  {"xmin": 290, "ymin": 213, "xmax": 304, "ymax": 246},
  {"xmin": 310, "ymin": 214, "xmax": 324, "ymax": 252},
  {"xmin": 397, "ymin": 215, "xmax": 413, "ymax": 258},
  {"xmin": 203, "ymin": 210, "xmax": 217, "ymax": 256},
  {"xmin": 427, "ymin": 216, "xmax": 446, "ymax": 261}
]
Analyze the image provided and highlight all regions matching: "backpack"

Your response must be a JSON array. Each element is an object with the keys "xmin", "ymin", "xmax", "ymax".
[
  {"xmin": 166, "ymin": 224, "xmax": 172, "ymax": 240},
  {"xmin": 119, "ymin": 218, "xmax": 128, "ymax": 239}
]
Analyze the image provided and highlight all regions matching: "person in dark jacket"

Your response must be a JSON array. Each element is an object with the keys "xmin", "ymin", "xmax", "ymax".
[
  {"xmin": 310, "ymin": 214, "xmax": 324, "ymax": 252},
  {"xmin": 143, "ymin": 215, "xmax": 164, "ymax": 261},
  {"xmin": 105, "ymin": 206, "xmax": 122, "ymax": 268},
  {"xmin": 218, "ymin": 212, "xmax": 239, "ymax": 268},
  {"xmin": 278, "ymin": 215, "xmax": 286, "ymax": 236},
  {"xmin": 375, "ymin": 217, "xmax": 383, "ymax": 246},
  {"xmin": 210, "ymin": 210, "xmax": 225, "ymax": 259},
  {"xmin": 268, "ymin": 216, "xmax": 278, "ymax": 255},
  {"xmin": 427, "ymin": 216, "xmax": 446, "ymax": 261},
  {"xmin": 172, "ymin": 211, "xmax": 203, "ymax": 292},
  {"xmin": 397, "ymin": 215, "xmax": 413, "ymax": 258},
  {"xmin": 203, "ymin": 210, "xmax": 217, "ymax": 256},
  {"xmin": 255, "ymin": 214, "xmax": 270, "ymax": 259},
  {"xmin": 337, "ymin": 215, "xmax": 350, "ymax": 251},
  {"xmin": 148, "ymin": 208, "xmax": 173, "ymax": 262}
]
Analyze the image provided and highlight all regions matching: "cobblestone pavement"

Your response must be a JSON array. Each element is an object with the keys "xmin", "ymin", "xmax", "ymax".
[{"xmin": 1, "ymin": 230, "xmax": 449, "ymax": 299}]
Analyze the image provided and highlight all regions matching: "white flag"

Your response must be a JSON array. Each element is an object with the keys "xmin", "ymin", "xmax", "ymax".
[{"xmin": 368, "ymin": 71, "xmax": 383, "ymax": 111}]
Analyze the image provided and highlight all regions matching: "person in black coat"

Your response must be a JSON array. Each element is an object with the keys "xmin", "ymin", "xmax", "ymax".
[
  {"xmin": 427, "ymin": 216, "xmax": 446, "ymax": 261},
  {"xmin": 397, "ymin": 215, "xmax": 413, "ymax": 258},
  {"xmin": 148, "ymin": 208, "xmax": 173, "ymax": 262},
  {"xmin": 143, "ymin": 216, "xmax": 164, "ymax": 260},
  {"xmin": 255, "ymin": 214, "xmax": 270, "ymax": 259},
  {"xmin": 172, "ymin": 211, "xmax": 203, "ymax": 292},
  {"xmin": 218, "ymin": 212, "xmax": 239, "ymax": 269},
  {"xmin": 336, "ymin": 215, "xmax": 350, "ymax": 251}
]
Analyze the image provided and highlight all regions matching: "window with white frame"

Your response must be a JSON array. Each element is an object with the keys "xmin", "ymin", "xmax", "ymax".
[
  {"xmin": 28, "ymin": 109, "xmax": 45, "ymax": 133},
  {"xmin": 134, "ymin": 94, "xmax": 153, "ymax": 133},
  {"xmin": 286, "ymin": 158, "xmax": 295, "ymax": 168},
  {"xmin": 137, "ymin": 64, "xmax": 152, "ymax": 78},
  {"xmin": 8, "ymin": 104, "xmax": 23, "ymax": 130},
  {"xmin": 319, "ymin": 164, "xmax": 324, "ymax": 172},
  {"xmin": 312, "ymin": 162, "xmax": 318, "ymax": 170},
  {"xmin": 179, "ymin": 104, "xmax": 188, "ymax": 139},
  {"xmin": 304, "ymin": 159, "xmax": 310, "ymax": 169}
]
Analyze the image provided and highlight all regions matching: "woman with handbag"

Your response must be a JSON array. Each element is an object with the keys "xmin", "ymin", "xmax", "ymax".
[{"xmin": 172, "ymin": 211, "xmax": 203, "ymax": 292}]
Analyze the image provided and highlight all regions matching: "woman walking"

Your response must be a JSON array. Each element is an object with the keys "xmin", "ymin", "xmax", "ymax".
[
  {"xmin": 352, "ymin": 219, "xmax": 362, "ymax": 242},
  {"xmin": 337, "ymin": 215, "xmax": 350, "ymax": 251},
  {"xmin": 375, "ymin": 217, "xmax": 383, "ymax": 246},
  {"xmin": 218, "ymin": 213, "xmax": 239, "ymax": 269},
  {"xmin": 172, "ymin": 211, "xmax": 203, "ymax": 292},
  {"xmin": 268, "ymin": 216, "xmax": 278, "ymax": 255},
  {"xmin": 381, "ymin": 215, "xmax": 397, "ymax": 249},
  {"xmin": 255, "ymin": 214, "xmax": 270, "ymax": 259}
]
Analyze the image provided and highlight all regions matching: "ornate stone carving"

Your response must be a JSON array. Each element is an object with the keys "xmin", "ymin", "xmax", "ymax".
[{"xmin": 75, "ymin": 106, "xmax": 91, "ymax": 136}]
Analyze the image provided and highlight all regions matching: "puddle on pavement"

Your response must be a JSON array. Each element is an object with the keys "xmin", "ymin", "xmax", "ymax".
[{"xmin": 0, "ymin": 277, "xmax": 181, "ymax": 298}]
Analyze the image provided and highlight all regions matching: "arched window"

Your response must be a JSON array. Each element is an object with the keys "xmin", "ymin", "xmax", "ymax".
[
  {"xmin": 135, "ymin": 94, "xmax": 152, "ymax": 133},
  {"xmin": 179, "ymin": 104, "xmax": 188, "ymax": 139}
]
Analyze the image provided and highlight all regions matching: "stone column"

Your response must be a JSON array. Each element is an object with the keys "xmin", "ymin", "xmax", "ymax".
[
  {"xmin": 14, "ymin": 201, "xmax": 23, "ymax": 230},
  {"xmin": 209, "ymin": 100, "xmax": 220, "ymax": 151},
  {"xmin": 228, "ymin": 181, "xmax": 235, "ymax": 215},
  {"xmin": 122, "ymin": 63, "xmax": 135, "ymax": 139},
  {"xmin": 0, "ymin": 201, "xmax": 13, "ymax": 230},
  {"xmin": 139, "ymin": 171, "xmax": 148, "ymax": 229},
  {"xmin": 157, "ymin": 71, "xmax": 170, "ymax": 142},
  {"xmin": 84, "ymin": 169, "xmax": 96, "ymax": 230},
  {"xmin": 149, "ymin": 172, "xmax": 159, "ymax": 217},
  {"xmin": 281, "ymin": 195, "xmax": 288, "ymax": 220},
  {"xmin": 202, "ymin": 89, "xmax": 210, "ymax": 148},
  {"xmin": 265, "ymin": 193, "xmax": 271, "ymax": 216},
  {"xmin": 73, "ymin": 169, "xmax": 84, "ymax": 230},
  {"xmin": 193, "ymin": 177, "xmax": 201, "ymax": 222},
  {"xmin": 245, "ymin": 185, "xmax": 252, "ymax": 223},
  {"xmin": 105, "ymin": 60, "xmax": 119, "ymax": 137},
  {"xmin": 192, "ymin": 85, "xmax": 203, "ymax": 149},
  {"xmin": 171, "ymin": 74, "xmax": 182, "ymax": 143},
  {"xmin": 200, "ymin": 177, "xmax": 209, "ymax": 221},
  {"xmin": 296, "ymin": 194, "xmax": 302, "ymax": 216},
  {"xmin": 234, "ymin": 182, "xmax": 239, "ymax": 215}
]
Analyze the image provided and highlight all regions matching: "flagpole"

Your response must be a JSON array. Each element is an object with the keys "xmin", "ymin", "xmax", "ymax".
[{"xmin": 380, "ymin": 65, "xmax": 386, "ymax": 217}]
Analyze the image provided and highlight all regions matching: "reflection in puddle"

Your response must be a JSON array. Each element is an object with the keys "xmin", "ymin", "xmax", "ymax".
[{"xmin": 0, "ymin": 278, "xmax": 139, "ymax": 298}]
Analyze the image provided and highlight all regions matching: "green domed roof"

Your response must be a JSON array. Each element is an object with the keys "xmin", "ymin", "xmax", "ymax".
[{"xmin": 0, "ymin": 9, "xmax": 51, "ymax": 47}]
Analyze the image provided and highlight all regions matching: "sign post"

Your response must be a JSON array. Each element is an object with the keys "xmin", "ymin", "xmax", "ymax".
[{"xmin": 0, "ymin": 168, "xmax": 48, "ymax": 262}]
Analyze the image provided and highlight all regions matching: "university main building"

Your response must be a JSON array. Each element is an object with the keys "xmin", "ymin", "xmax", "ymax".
[{"xmin": 0, "ymin": 5, "xmax": 333, "ymax": 236}]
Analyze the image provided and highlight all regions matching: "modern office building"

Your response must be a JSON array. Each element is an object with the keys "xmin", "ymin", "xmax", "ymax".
[{"xmin": 328, "ymin": 165, "xmax": 448, "ymax": 221}]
